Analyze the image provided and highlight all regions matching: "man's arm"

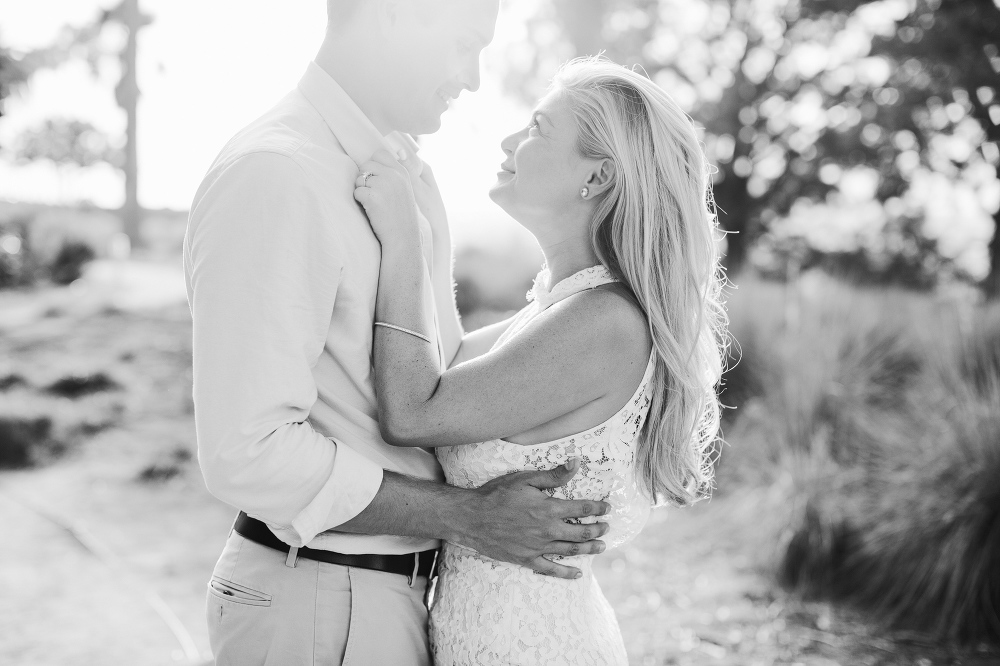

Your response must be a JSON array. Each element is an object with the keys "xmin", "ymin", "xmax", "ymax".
[
  {"xmin": 186, "ymin": 151, "xmax": 383, "ymax": 547},
  {"xmin": 336, "ymin": 461, "xmax": 610, "ymax": 579}
]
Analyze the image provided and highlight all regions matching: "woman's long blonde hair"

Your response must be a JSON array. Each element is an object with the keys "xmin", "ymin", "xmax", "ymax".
[{"xmin": 554, "ymin": 56, "xmax": 729, "ymax": 507}]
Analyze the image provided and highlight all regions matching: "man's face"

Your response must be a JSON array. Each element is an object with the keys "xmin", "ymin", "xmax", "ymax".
[{"xmin": 379, "ymin": 0, "xmax": 499, "ymax": 134}]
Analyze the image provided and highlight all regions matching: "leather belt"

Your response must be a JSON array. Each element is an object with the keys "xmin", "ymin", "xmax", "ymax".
[{"xmin": 234, "ymin": 512, "xmax": 438, "ymax": 584}]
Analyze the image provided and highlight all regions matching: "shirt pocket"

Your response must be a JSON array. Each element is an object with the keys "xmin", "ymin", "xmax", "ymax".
[{"xmin": 208, "ymin": 576, "xmax": 272, "ymax": 607}]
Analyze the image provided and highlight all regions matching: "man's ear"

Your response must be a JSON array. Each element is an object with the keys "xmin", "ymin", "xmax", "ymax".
[{"xmin": 584, "ymin": 158, "xmax": 616, "ymax": 197}]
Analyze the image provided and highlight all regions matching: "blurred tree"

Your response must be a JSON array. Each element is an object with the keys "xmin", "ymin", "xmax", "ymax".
[
  {"xmin": 805, "ymin": 0, "xmax": 1000, "ymax": 294},
  {"xmin": 13, "ymin": 119, "xmax": 120, "ymax": 200},
  {"xmin": 0, "ymin": 45, "xmax": 25, "ymax": 127},
  {"xmin": 0, "ymin": 2, "xmax": 152, "ymax": 248},
  {"xmin": 112, "ymin": 0, "xmax": 151, "ymax": 250},
  {"xmin": 0, "ymin": 40, "xmax": 62, "ymax": 145},
  {"xmin": 498, "ymin": 0, "xmax": 1000, "ymax": 291}
]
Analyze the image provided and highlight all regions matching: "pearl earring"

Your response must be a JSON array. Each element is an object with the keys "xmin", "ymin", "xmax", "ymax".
[{"xmin": 580, "ymin": 187, "xmax": 589, "ymax": 198}]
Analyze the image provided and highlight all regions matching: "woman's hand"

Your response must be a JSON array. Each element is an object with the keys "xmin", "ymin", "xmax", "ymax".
[{"xmin": 353, "ymin": 149, "xmax": 422, "ymax": 250}]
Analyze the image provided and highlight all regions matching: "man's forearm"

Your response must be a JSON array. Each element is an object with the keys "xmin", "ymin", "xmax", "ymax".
[
  {"xmin": 329, "ymin": 471, "xmax": 467, "ymax": 542},
  {"xmin": 326, "ymin": 463, "xmax": 613, "ymax": 579}
]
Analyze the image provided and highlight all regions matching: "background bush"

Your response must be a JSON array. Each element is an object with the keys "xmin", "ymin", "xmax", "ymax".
[{"xmin": 716, "ymin": 272, "xmax": 1000, "ymax": 646}]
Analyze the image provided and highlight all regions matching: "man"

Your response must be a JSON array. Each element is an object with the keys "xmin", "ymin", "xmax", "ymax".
[{"xmin": 183, "ymin": 1, "xmax": 611, "ymax": 664}]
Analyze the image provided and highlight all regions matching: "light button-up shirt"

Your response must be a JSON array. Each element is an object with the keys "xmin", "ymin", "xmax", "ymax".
[{"xmin": 184, "ymin": 62, "xmax": 444, "ymax": 554}]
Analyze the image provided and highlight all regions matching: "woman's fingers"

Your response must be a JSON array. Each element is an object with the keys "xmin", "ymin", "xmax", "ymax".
[
  {"xmin": 355, "ymin": 172, "xmax": 375, "ymax": 188},
  {"xmin": 352, "ymin": 186, "xmax": 373, "ymax": 206}
]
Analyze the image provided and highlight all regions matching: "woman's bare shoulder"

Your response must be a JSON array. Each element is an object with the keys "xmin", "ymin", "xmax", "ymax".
[{"xmin": 532, "ymin": 283, "xmax": 652, "ymax": 369}]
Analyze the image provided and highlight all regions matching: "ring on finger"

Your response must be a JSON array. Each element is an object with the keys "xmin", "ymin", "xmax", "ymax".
[{"xmin": 360, "ymin": 171, "xmax": 373, "ymax": 187}]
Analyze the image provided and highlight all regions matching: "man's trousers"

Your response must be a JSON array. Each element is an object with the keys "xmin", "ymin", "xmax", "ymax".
[{"xmin": 206, "ymin": 531, "xmax": 432, "ymax": 665}]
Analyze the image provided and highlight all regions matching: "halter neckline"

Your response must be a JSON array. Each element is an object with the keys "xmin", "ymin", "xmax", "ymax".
[{"xmin": 527, "ymin": 265, "xmax": 618, "ymax": 310}]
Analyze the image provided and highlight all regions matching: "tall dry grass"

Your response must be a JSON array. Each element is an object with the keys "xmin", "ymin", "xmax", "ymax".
[{"xmin": 718, "ymin": 271, "xmax": 1000, "ymax": 646}]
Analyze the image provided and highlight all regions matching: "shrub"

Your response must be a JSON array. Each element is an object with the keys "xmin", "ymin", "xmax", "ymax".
[
  {"xmin": 0, "ymin": 373, "xmax": 27, "ymax": 391},
  {"xmin": 0, "ymin": 416, "xmax": 58, "ymax": 468},
  {"xmin": 780, "ymin": 377, "xmax": 1000, "ymax": 644},
  {"xmin": 48, "ymin": 240, "xmax": 95, "ymax": 285},
  {"xmin": 958, "ymin": 307, "xmax": 1000, "ymax": 397},
  {"xmin": 0, "ymin": 215, "xmax": 43, "ymax": 288},
  {"xmin": 138, "ymin": 447, "xmax": 192, "ymax": 483},
  {"xmin": 45, "ymin": 372, "xmax": 121, "ymax": 399},
  {"xmin": 721, "ymin": 272, "xmax": 1000, "ymax": 646}
]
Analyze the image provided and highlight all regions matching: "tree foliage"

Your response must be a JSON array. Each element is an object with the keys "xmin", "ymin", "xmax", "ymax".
[
  {"xmin": 15, "ymin": 119, "xmax": 119, "ymax": 169},
  {"xmin": 498, "ymin": 0, "xmax": 1000, "ymax": 291},
  {"xmin": 0, "ymin": 1, "xmax": 153, "ymax": 246}
]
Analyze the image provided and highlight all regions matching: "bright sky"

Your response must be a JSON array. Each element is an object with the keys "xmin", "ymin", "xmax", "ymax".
[{"xmin": 0, "ymin": 0, "xmax": 537, "ymax": 248}]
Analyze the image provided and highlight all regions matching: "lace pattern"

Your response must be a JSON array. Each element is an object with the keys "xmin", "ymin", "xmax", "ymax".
[{"xmin": 430, "ymin": 264, "xmax": 654, "ymax": 666}]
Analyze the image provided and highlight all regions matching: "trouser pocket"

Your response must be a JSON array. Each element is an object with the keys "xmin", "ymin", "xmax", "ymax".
[{"xmin": 208, "ymin": 577, "xmax": 272, "ymax": 607}]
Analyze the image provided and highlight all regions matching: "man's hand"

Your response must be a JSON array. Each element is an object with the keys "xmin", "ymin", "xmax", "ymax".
[{"xmin": 448, "ymin": 458, "xmax": 611, "ymax": 580}]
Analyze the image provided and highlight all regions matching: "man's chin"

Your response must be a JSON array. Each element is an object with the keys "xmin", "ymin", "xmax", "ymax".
[{"xmin": 399, "ymin": 113, "xmax": 444, "ymax": 137}]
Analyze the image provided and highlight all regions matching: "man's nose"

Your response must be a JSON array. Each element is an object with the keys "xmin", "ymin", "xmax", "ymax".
[{"xmin": 459, "ymin": 56, "xmax": 482, "ymax": 93}]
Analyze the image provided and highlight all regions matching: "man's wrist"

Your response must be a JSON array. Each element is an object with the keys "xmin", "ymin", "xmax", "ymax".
[{"xmin": 431, "ymin": 482, "xmax": 479, "ymax": 546}]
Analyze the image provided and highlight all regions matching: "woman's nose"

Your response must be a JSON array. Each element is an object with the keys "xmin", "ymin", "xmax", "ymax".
[{"xmin": 500, "ymin": 130, "xmax": 520, "ymax": 156}]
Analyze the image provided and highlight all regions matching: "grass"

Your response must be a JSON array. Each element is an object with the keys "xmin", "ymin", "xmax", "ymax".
[{"xmin": 719, "ymin": 271, "xmax": 1000, "ymax": 647}]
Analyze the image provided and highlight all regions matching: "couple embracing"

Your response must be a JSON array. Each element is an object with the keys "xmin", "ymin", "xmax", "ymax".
[{"xmin": 183, "ymin": 0, "xmax": 728, "ymax": 664}]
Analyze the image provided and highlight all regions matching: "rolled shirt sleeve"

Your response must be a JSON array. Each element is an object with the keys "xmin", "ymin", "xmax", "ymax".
[{"xmin": 185, "ymin": 150, "xmax": 383, "ymax": 547}]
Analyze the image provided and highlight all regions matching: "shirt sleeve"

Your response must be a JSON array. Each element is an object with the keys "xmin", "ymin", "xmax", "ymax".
[{"xmin": 184, "ymin": 150, "xmax": 384, "ymax": 547}]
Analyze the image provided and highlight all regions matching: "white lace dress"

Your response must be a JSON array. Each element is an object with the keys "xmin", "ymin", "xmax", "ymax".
[{"xmin": 429, "ymin": 265, "xmax": 654, "ymax": 666}]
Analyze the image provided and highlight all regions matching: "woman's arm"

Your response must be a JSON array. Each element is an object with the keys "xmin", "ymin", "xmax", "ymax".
[
  {"xmin": 399, "ymin": 150, "xmax": 516, "ymax": 368},
  {"xmin": 400, "ymin": 153, "xmax": 465, "ymax": 366},
  {"xmin": 354, "ymin": 151, "xmax": 646, "ymax": 448},
  {"xmin": 450, "ymin": 311, "xmax": 522, "ymax": 367}
]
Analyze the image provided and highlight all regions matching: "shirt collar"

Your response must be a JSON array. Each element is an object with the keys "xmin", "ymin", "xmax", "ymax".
[{"xmin": 297, "ymin": 61, "xmax": 420, "ymax": 166}]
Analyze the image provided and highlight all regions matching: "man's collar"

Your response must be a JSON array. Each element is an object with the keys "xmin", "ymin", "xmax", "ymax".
[{"xmin": 297, "ymin": 61, "xmax": 420, "ymax": 166}]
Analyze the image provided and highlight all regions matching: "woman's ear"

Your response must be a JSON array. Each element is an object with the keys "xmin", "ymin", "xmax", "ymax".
[{"xmin": 584, "ymin": 158, "xmax": 616, "ymax": 198}]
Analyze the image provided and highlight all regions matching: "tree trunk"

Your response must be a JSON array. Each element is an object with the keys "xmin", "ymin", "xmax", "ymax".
[
  {"xmin": 712, "ymin": 167, "xmax": 752, "ymax": 275},
  {"xmin": 117, "ymin": 0, "xmax": 142, "ymax": 249}
]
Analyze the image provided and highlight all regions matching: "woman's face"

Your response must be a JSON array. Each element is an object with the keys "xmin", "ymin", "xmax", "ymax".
[{"xmin": 489, "ymin": 89, "xmax": 597, "ymax": 227}]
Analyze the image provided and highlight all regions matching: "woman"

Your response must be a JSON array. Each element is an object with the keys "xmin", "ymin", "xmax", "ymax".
[{"xmin": 353, "ymin": 56, "xmax": 728, "ymax": 665}]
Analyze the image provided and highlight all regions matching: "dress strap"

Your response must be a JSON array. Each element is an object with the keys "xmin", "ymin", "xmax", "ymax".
[{"xmin": 527, "ymin": 265, "xmax": 618, "ymax": 309}]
